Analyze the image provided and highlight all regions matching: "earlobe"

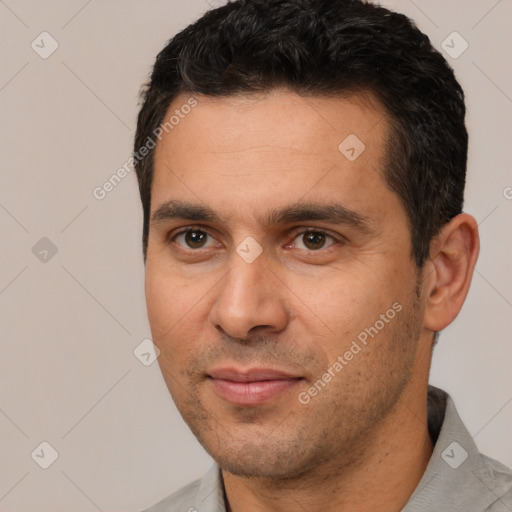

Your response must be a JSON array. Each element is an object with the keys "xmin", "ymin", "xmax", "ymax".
[{"xmin": 423, "ymin": 213, "xmax": 480, "ymax": 333}]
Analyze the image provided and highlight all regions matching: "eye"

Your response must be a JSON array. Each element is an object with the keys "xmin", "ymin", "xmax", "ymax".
[
  {"xmin": 290, "ymin": 230, "xmax": 337, "ymax": 251},
  {"xmin": 172, "ymin": 229, "xmax": 217, "ymax": 249}
]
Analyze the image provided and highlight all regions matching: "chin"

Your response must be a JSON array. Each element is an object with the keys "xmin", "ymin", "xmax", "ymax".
[
  {"xmin": 202, "ymin": 433, "xmax": 327, "ymax": 480},
  {"xmin": 217, "ymin": 456, "xmax": 307, "ymax": 480}
]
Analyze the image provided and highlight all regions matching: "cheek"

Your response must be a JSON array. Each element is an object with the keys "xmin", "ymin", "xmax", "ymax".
[
  {"xmin": 302, "ymin": 272, "xmax": 380, "ymax": 327},
  {"xmin": 146, "ymin": 271, "xmax": 206, "ymax": 385},
  {"xmin": 296, "ymin": 265, "xmax": 404, "ymax": 356},
  {"xmin": 145, "ymin": 265, "xmax": 206, "ymax": 343}
]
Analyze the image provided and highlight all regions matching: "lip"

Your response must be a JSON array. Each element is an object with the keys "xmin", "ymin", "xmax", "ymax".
[
  {"xmin": 208, "ymin": 367, "xmax": 303, "ymax": 406},
  {"xmin": 209, "ymin": 367, "xmax": 300, "ymax": 382}
]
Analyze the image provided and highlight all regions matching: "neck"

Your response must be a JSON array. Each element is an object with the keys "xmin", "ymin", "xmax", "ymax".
[{"xmin": 222, "ymin": 378, "xmax": 433, "ymax": 512}]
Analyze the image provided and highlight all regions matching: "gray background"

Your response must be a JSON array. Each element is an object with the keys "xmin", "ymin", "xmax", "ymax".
[{"xmin": 0, "ymin": 1, "xmax": 511, "ymax": 510}]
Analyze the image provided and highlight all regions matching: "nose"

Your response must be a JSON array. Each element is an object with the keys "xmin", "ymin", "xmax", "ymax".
[{"xmin": 209, "ymin": 252, "xmax": 289, "ymax": 340}]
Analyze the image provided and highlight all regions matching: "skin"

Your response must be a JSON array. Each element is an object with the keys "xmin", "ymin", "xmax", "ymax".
[{"xmin": 145, "ymin": 89, "xmax": 479, "ymax": 512}]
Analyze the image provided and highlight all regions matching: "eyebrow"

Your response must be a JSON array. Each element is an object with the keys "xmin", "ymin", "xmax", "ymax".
[
  {"xmin": 151, "ymin": 200, "xmax": 222, "ymax": 224},
  {"xmin": 151, "ymin": 199, "xmax": 372, "ymax": 232}
]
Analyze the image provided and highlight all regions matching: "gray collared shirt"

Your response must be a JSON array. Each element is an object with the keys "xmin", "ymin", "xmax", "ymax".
[{"xmin": 143, "ymin": 386, "xmax": 512, "ymax": 511}]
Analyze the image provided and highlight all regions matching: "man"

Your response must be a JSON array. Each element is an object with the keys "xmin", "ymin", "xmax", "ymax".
[{"xmin": 134, "ymin": 1, "xmax": 512, "ymax": 510}]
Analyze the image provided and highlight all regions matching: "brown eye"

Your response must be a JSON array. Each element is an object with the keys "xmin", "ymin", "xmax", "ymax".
[
  {"xmin": 289, "ymin": 230, "xmax": 337, "ymax": 251},
  {"xmin": 303, "ymin": 231, "xmax": 327, "ymax": 250},
  {"xmin": 185, "ymin": 230, "xmax": 207, "ymax": 248},
  {"xmin": 174, "ymin": 229, "xmax": 213, "ymax": 249}
]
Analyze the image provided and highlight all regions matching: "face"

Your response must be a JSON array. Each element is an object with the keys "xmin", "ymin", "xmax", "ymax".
[{"xmin": 145, "ymin": 90, "xmax": 427, "ymax": 479}]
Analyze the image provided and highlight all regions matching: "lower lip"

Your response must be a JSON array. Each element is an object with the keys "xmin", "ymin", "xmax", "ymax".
[{"xmin": 209, "ymin": 378, "xmax": 302, "ymax": 406}]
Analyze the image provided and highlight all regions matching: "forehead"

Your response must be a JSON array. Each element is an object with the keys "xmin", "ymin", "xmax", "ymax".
[
  {"xmin": 150, "ymin": 89, "xmax": 396, "ymax": 225},
  {"xmin": 155, "ymin": 89, "xmax": 389, "ymax": 159}
]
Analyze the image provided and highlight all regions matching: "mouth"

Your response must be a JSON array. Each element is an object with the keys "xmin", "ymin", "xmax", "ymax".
[{"xmin": 207, "ymin": 367, "xmax": 304, "ymax": 406}]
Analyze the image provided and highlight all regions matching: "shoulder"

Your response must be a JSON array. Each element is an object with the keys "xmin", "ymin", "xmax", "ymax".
[
  {"xmin": 141, "ymin": 478, "xmax": 202, "ymax": 512},
  {"xmin": 479, "ymin": 455, "xmax": 512, "ymax": 511}
]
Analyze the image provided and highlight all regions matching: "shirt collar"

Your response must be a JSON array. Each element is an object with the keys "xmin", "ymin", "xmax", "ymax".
[
  {"xmin": 403, "ymin": 385, "xmax": 512, "ymax": 511},
  {"xmin": 194, "ymin": 462, "xmax": 226, "ymax": 511}
]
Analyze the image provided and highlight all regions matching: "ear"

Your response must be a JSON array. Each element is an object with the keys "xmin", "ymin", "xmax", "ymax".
[{"xmin": 422, "ymin": 213, "xmax": 480, "ymax": 332}]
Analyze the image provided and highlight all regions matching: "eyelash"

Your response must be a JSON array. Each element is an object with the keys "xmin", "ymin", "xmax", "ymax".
[{"xmin": 168, "ymin": 226, "xmax": 343, "ymax": 251}]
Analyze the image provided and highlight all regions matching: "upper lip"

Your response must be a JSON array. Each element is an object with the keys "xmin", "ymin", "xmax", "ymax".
[{"xmin": 208, "ymin": 367, "xmax": 302, "ymax": 382}]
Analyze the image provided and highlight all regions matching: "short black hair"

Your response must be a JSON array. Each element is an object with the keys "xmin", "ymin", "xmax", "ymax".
[{"xmin": 134, "ymin": 0, "xmax": 467, "ymax": 266}]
